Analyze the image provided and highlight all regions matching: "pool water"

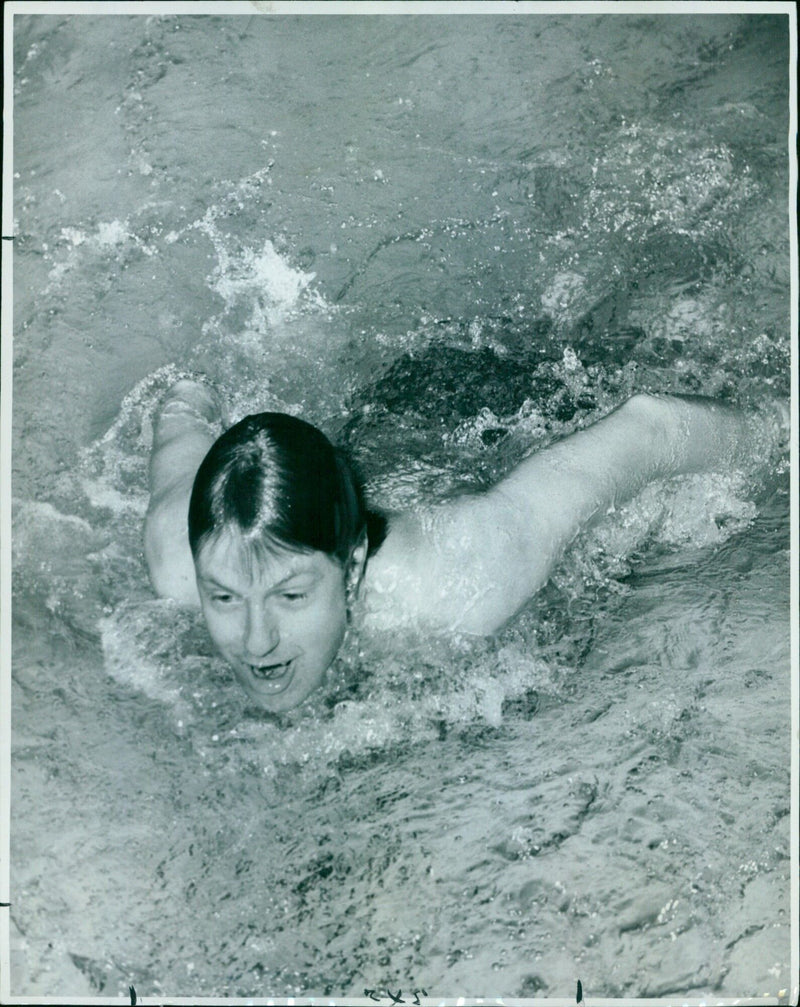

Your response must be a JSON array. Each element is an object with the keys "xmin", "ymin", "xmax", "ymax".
[{"xmin": 8, "ymin": 10, "xmax": 794, "ymax": 1000}]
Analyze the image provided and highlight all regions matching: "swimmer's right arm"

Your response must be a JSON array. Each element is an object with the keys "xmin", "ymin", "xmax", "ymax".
[{"xmin": 144, "ymin": 390, "xmax": 218, "ymax": 606}]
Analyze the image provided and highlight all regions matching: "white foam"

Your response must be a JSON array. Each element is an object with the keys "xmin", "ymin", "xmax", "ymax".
[
  {"xmin": 79, "ymin": 478, "xmax": 147, "ymax": 517},
  {"xmin": 196, "ymin": 212, "xmax": 326, "ymax": 328},
  {"xmin": 98, "ymin": 599, "xmax": 212, "ymax": 724},
  {"xmin": 541, "ymin": 270, "xmax": 586, "ymax": 325},
  {"xmin": 11, "ymin": 499, "xmax": 102, "ymax": 566},
  {"xmin": 95, "ymin": 219, "xmax": 129, "ymax": 247},
  {"xmin": 553, "ymin": 470, "xmax": 760, "ymax": 601}
]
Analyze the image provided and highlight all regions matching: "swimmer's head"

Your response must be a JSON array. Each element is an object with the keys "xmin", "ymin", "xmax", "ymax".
[
  {"xmin": 188, "ymin": 413, "xmax": 370, "ymax": 712},
  {"xmin": 188, "ymin": 412, "xmax": 367, "ymax": 566}
]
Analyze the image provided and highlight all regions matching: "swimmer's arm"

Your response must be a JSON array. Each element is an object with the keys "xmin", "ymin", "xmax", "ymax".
[
  {"xmin": 144, "ymin": 425, "xmax": 213, "ymax": 607},
  {"xmin": 493, "ymin": 391, "xmax": 761, "ymax": 545},
  {"xmin": 372, "ymin": 394, "xmax": 770, "ymax": 635},
  {"xmin": 144, "ymin": 484, "xmax": 202, "ymax": 606}
]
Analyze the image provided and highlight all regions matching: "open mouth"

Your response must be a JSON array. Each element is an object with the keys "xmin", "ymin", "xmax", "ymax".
[{"xmin": 246, "ymin": 659, "xmax": 295, "ymax": 692}]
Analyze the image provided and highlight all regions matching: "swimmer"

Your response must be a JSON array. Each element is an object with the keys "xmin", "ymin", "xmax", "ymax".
[{"xmin": 144, "ymin": 379, "xmax": 783, "ymax": 712}]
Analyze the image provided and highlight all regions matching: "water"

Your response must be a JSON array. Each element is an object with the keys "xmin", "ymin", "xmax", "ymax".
[{"xmin": 8, "ymin": 9, "xmax": 793, "ymax": 1000}]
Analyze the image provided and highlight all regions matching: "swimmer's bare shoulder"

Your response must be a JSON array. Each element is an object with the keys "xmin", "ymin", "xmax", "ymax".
[
  {"xmin": 363, "ymin": 393, "xmax": 780, "ymax": 636},
  {"xmin": 363, "ymin": 491, "xmax": 556, "ymax": 635}
]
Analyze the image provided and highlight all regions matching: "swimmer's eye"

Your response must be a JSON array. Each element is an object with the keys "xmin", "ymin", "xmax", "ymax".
[{"xmin": 210, "ymin": 592, "xmax": 237, "ymax": 605}]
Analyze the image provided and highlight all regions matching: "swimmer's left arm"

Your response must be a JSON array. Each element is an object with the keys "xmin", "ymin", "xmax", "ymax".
[
  {"xmin": 372, "ymin": 393, "xmax": 780, "ymax": 635},
  {"xmin": 494, "ymin": 392, "xmax": 759, "ymax": 542},
  {"xmin": 476, "ymin": 393, "xmax": 778, "ymax": 630}
]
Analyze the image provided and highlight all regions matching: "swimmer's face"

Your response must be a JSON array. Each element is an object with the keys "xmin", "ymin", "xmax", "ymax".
[{"xmin": 195, "ymin": 531, "xmax": 361, "ymax": 713}]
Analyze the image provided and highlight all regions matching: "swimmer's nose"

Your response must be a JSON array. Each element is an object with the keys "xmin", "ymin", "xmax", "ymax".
[{"xmin": 244, "ymin": 606, "xmax": 280, "ymax": 658}]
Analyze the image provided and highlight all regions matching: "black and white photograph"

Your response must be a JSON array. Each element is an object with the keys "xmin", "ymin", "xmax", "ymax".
[{"xmin": 2, "ymin": 2, "xmax": 796, "ymax": 1002}]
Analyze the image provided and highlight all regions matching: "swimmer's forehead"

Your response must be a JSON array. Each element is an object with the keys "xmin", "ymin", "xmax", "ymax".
[{"xmin": 194, "ymin": 528, "xmax": 335, "ymax": 588}]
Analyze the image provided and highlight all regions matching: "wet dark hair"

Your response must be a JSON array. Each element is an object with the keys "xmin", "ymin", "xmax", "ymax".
[{"xmin": 188, "ymin": 412, "xmax": 385, "ymax": 566}]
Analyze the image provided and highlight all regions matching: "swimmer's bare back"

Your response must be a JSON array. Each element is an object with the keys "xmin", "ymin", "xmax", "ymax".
[{"xmin": 145, "ymin": 382, "xmax": 782, "ymax": 634}]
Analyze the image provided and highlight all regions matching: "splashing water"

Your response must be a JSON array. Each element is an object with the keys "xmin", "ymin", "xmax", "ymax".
[{"xmin": 9, "ymin": 11, "xmax": 792, "ymax": 1001}]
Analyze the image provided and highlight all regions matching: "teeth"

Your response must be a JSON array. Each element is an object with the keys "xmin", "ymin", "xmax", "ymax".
[{"xmin": 250, "ymin": 661, "xmax": 290, "ymax": 680}]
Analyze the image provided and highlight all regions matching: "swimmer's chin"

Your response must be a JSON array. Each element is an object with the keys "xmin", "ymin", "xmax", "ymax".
[{"xmin": 240, "ymin": 682, "xmax": 308, "ymax": 714}]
